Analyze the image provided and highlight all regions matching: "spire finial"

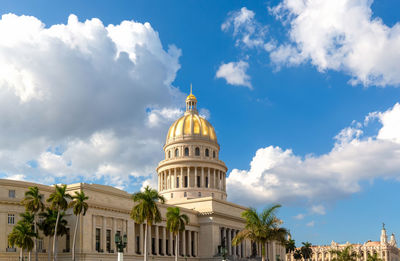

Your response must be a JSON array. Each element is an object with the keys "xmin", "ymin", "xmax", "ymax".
[{"xmin": 190, "ymin": 83, "xmax": 192, "ymax": 95}]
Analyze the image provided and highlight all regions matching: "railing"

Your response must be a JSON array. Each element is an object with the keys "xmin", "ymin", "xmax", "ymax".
[{"xmin": 6, "ymin": 247, "xmax": 16, "ymax": 252}]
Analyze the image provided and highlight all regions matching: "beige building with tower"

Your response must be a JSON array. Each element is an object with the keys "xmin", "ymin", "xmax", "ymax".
[
  {"xmin": 287, "ymin": 226, "xmax": 399, "ymax": 261},
  {"xmin": 0, "ymin": 90, "xmax": 286, "ymax": 260}
]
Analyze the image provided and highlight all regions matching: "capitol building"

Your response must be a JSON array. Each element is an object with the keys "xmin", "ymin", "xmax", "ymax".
[{"xmin": 0, "ymin": 91, "xmax": 286, "ymax": 260}]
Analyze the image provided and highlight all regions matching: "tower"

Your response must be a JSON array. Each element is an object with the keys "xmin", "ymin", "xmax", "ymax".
[
  {"xmin": 381, "ymin": 223, "xmax": 388, "ymax": 245},
  {"xmin": 157, "ymin": 87, "xmax": 228, "ymax": 201}
]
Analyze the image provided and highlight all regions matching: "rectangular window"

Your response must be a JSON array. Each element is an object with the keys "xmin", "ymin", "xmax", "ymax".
[
  {"xmin": 159, "ymin": 238, "xmax": 162, "ymax": 254},
  {"xmin": 152, "ymin": 237, "xmax": 155, "ymax": 255},
  {"xmin": 176, "ymin": 177, "xmax": 179, "ymax": 188},
  {"xmin": 197, "ymin": 176, "xmax": 200, "ymax": 187},
  {"xmin": 136, "ymin": 235, "xmax": 140, "ymax": 254},
  {"xmin": 8, "ymin": 190, "xmax": 15, "ymax": 198},
  {"xmin": 206, "ymin": 177, "xmax": 209, "ymax": 188},
  {"xmin": 38, "ymin": 239, "xmax": 43, "ymax": 251},
  {"xmin": 106, "ymin": 229, "xmax": 111, "ymax": 252},
  {"xmin": 8, "ymin": 214, "xmax": 15, "ymax": 224},
  {"xmin": 184, "ymin": 176, "xmax": 188, "ymax": 187},
  {"xmin": 166, "ymin": 239, "xmax": 169, "ymax": 255},
  {"xmin": 95, "ymin": 228, "xmax": 101, "ymax": 252}
]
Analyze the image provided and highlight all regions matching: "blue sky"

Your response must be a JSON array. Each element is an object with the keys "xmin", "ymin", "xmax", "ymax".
[{"xmin": 1, "ymin": 0, "xmax": 400, "ymax": 246}]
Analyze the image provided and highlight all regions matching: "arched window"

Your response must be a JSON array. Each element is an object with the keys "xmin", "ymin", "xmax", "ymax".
[
  {"xmin": 195, "ymin": 147, "xmax": 200, "ymax": 156},
  {"xmin": 205, "ymin": 148, "xmax": 209, "ymax": 157},
  {"xmin": 168, "ymin": 151, "xmax": 171, "ymax": 158},
  {"xmin": 175, "ymin": 148, "xmax": 179, "ymax": 157},
  {"xmin": 213, "ymin": 151, "xmax": 216, "ymax": 158},
  {"xmin": 184, "ymin": 147, "xmax": 189, "ymax": 156}
]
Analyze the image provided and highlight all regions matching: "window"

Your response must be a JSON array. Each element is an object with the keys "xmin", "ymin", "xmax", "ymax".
[
  {"xmin": 95, "ymin": 228, "xmax": 101, "ymax": 252},
  {"xmin": 198, "ymin": 192, "xmax": 201, "ymax": 197},
  {"xmin": 168, "ymin": 151, "xmax": 171, "ymax": 159},
  {"xmin": 195, "ymin": 147, "xmax": 200, "ymax": 156},
  {"xmin": 106, "ymin": 229, "xmax": 111, "ymax": 252},
  {"xmin": 213, "ymin": 151, "xmax": 216, "ymax": 158},
  {"xmin": 176, "ymin": 177, "xmax": 179, "ymax": 188},
  {"xmin": 205, "ymin": 177, "xmax": 209, "ymax": 188},
  {"xmin": 184, "ymin": 176, "xmax": 188, "ymax": 187},
  {"xmin": 175, "ymin": 149, "xmax": 179, "ymax": 157},
  {"xmin": 38, "ymin": 239, "xmax": 43, "ymax": 251},
  {"xmin": 8, "ymin": 190, "xmax": 15, "ymax": 198},
  {"xmin": 211, "ymin": 193, "xmax": 214, "ymax": 197},
  {"xmin": 8, "ymin": 214, "xmax": 15, "ymax": 224},
  {"xmin": 205, "ymin": 148, "xmax": 209, "ymax": 157},
  {"xmin": 66, "ymin": 228, "xmax": 70, "ymax": 252},
  {"xmin": 171, "ymin": 193, "xmax": 174, "ymax": 198},
  {"xmin": 184, "ymin": 192, "xmax": 187, "ymax": 197},
  {"xmin": 184, "ymin": 147, "xmax": 189, "ymax": 156},
  {"xmin": 197, "ymin": 176, "xmax": 201, "ymax": 187}
]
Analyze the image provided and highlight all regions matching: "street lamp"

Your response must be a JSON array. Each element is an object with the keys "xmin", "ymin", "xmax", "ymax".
[{"xmin": 115, "ymin": 233, "xmax": 127, "ymax": 261}]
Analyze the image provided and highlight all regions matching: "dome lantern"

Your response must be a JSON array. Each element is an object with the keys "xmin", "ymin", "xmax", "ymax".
[{"xmin": 185, "ymin": 84, "xmax": 197, "ymax": 114}]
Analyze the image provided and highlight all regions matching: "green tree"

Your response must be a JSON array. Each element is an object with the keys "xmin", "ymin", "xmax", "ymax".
[
  {"xmin": 285, "ymin": 237, "xmax": 296, "ymax": 254},
  {"xmin": 8, "ymin": 218, "xmax": 36, "ymax": 261},
  {"xmin": 22, "ymin": 186, "xmax": 45, "ymax": 261},
  {"xmin": 47, "ymin": 184, "xmax": 71, "ymax": 261},
  {"xmin": 166, "ymin": 207, "xmax": 189, "ymax": 261},
  {"xmin": 293, "ymin": 249, "xmax": 302, "ymax": 260},
  {"xmin": 38, "ymin": 208, "xmax": 68, "ymax": 261},
  {"xmin": 367, "ymin": 252, "xmax": 383, "ymax": 261},
  {"xmin": 130, "ymin": 186, "xmax": 165, "ymax": 261},
  {"xmin": 301, "ymin": 242, "xmax": 313, "ymax": 261},
  {"xmin": 330, "ymin": 246, "xmax": 358, "ymax": 261},
  {"xmin": 68, "ymin": 191, "xmax": 89, "ymax": 261},
  {"xmin": 232, "ymin": 204, "xmax": 289, "ymax": 261}
]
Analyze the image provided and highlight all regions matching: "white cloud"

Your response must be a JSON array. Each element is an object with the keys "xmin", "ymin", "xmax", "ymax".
[
  {"xmin": 227, "ymin": 102, "xmax": 400, "ymax": 207},
  {"xmin": 294, "ymin": 213, "xmax": 305, "ymax": 220},
  {"xmin": 216, "ymin": 61, "xmax": 252, "ymax": 88},
  {"xmin": 222, "ymin": 7, "xmax": 268, "ymax": 49},
  {"xmin": 310, "ymin": 205, "xmax": 326, "ymax": 215},
  {"xmin": 0, "ymin": 13, "xmax": 184, "ymax": 189},
  {"xmin": 306, "ymin": 221, "xmax": 315, "ymax": 227},
  {"xmin": 269, "ymin": 0, "xmax": 400, "ymax": 86}
]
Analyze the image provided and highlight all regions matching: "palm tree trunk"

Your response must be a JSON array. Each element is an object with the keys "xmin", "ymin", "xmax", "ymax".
[
  {"xmin": 48, "ymin": 237, "xmax": 51, "ymax": 261},
  {"xmin": 262, "ymin": 243, "xmax": 266, "ymax": 261},
  {"xmin": 72, "ymin": 214, "xmax": 80, "ymax": 261},
  {"xmin": 29, "ymin": 251, "xmax": 31, "ymax": 261},
  {"xmin": 266, "ymin": 241, "xmax": 269, "ymax": 261},
  {"xmin": 175, "ymin": 234, "xmax": 179, "ymax": 261},
  {"xmin": 53, "ymin": 209, "xmax": 60, "ymax": 261},
  {"xmin": 144, "ymin": 223, "xmax": 148, "ymax": 261},
  {"xmin": 20, "ymin": 248, "xmax": 23, "ymax": 261}
]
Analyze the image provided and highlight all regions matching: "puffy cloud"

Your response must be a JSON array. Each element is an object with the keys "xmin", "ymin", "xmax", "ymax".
[
  {"xmin": 0, "ymin": 13, "xmax": 184, "ymax": 189},
  {"xmin": 306, "ymin": 221, "xmax": 315, "ymax": 227},
  {"xmin": 216, "ymin": 61, "xmax": 252, "ymax": 88},
  {"xmin": 227, "ymin": 102, "xmax": 400, "ymax": 207},
  {"xmin": 294, "ymin": 213, "xmax": 305, "ymax": 220},
  {"xmin": 269, "ymin": 0, "xmax": 400, "ymax": 86}
]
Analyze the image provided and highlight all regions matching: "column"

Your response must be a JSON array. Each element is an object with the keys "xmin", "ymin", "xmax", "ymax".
[
  {"xmin": 127, "ymin": 220, "xmax": 135, "ymax": 254},
  {"xmin": 174, "ymin": 168, "xmax": 176, "ymax": 188},
  {"xmin": 102, "ymin": 216, "xmax": 106, "ymax": 252},
  {"xmin": 112, "ymin": 218, "xmax": 117, "ymax": 252},
  {"xmin": 195, "ymin": 167, "xmax": 198, "ymax": 187},
  {"xmin": 188, "ymin": 230, "xmax": 192, "ymax": 257},
  {"xmin": 155, "ymin": 225, "xmax": 159, "ymax": 255},
  {"xmin": 180, "ymin": 168, "xmax": 183, "ymax": 188},
  {"xmin": 92, "ymin": 215, "xmax": 96, "ymax": 251},
  {"xmin": 201, "ymin": 167, "xmax": 204, "ymax": 188},
  {"xmin": 158, "ymin": 173, "xmax": 161, "ymax": 191},
  {"xmin": 224, "ymin": 173, "xmax": 226, "ymax": 191},
  {"xmin": 224, "ymin": 227, "xmax": 227, "ymax": 251},
  {"xmin": 227, "ymin": 228, "xmax": 231, "ymax": 255},
  {"xmin": 213, "ymin": 169, "xmax": 216, "ymax": 189},
  {"xmin": 232, "ymin": 230, "xmax": 236, "ymax": 256},
  {"xmin": 208, "ymin": 168, "xmax": 210, "ymax": 188},
  {"xmin": 182, "ymin": 230, "xmax": 186, "ymax": 256},
  {"xmin": 139, "ymin": 223, "xmax": 144, "ymax": 254},
  {"xmin": 162, "ymin": 227, "xmax": 167, "ymax": 255},
  {"xmin": 272, "ymin": 241, "xmax": 276, "ymax": 261},
  {"xmin": 187, "ymin": 167, "xmax": 191, "ymax": 188}
]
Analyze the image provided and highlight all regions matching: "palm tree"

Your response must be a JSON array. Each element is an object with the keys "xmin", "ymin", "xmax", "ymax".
[
  {"xmin": 68, "ymin": 191, "xmax": 89, "ymax": 261},
  {"xmin": 166, "ymin": 207, "xmax": 189, "ymax": 261},
  {"xmin": 22, "ymin": 186, "xmax": 45, "ymax": 261},
  {"xmin": 367, "ymin": 252, "xmax": 383, "ymax": 261},
  {"xmin": 8, "ymin": 219, "xmax": 36, "ymax": 261},
  {"xmin": 38, "ymin": 208, "xmax": 68, "ymax": 261},
  {"xmin": 293, "ymin": 249, "xmax": 302, "ymax": 260},
  {"xmin": 130, "ymin": 186, "xmax": 165, "ymax": 261},
  {"xmin": 232, "ymin": 204, "xmax": 289, "ymax": 261},
  {"xmin": 285, "ymin": 237, "xmax": 296, "ymax": 254},
  {"xmin": 301, "ymin": 242, "xmax": 313, "ymax": 261},
  {"xmin": 47, "ymin": 184, "xmax": 71, "ymax": 261},
  {"xmin": 330, "ymin": 246, "xmax": 358, "ymax": 261}
]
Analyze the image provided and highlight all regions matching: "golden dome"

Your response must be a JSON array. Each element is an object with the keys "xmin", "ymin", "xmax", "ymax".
[
  {"xmin": 186, "ymin": 93, "xmax": 197, "ymax": 101},
  {"xmin": 167, "ymin": 113, "xmax": 217, "ymax": 143}
]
